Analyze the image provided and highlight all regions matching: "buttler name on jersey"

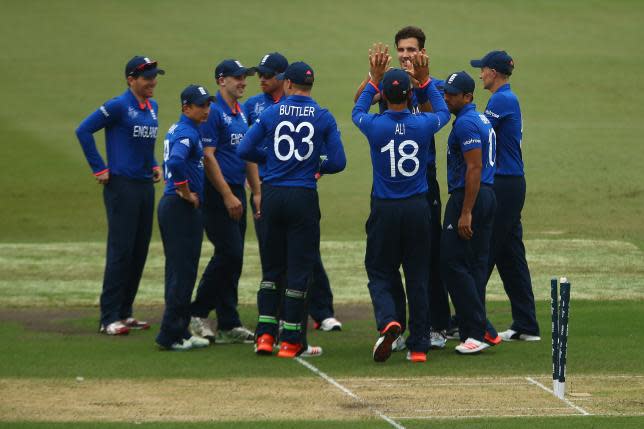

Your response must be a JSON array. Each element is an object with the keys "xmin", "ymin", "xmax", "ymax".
[{"xmin": 279, "ymin": 105, "xmax": 315, "ymax": 117}]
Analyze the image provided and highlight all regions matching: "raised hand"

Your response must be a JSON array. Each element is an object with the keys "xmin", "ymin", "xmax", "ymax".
[
  {"xmin": 410, "ymin": 53, "xmax": 430, "ymax": 86},
  {"xmin": 368, "ymin": 43, "xmax": 391, "ymax": 84}
]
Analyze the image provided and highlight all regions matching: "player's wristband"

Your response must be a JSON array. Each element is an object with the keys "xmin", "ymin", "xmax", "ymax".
[
  {"xmin": 367, "ymin": 80, "xmax": 380, "ymax": 92},
  {"xmin": 418, "ymin": 78, "xmax": 432, "ymax": 89},
  {"xmin": 94, "ymin": 168, "xmax": 109, "ymax": 176}
]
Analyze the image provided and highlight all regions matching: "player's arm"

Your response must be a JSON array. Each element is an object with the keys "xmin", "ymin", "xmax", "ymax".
[
  {"xmin": 484, "ymin": 95, "xmax": 505, "ymax": 128},
  {"xmin": 352, "ymin": 43, "xmax": 390, "ymax": 132},
  {"xmin": 320, "ymin": 114, "xmax": 347, "ymax": 174},
  {"xmin": 458, "ymin": 123, "xmax": 483, "ymax": 240},
  {"xmin": 150, "ymin": 101, "xmax": 162, "ymax": 182},
  {"xmin": 245, "ymin": 162, "xmax": 262, "ymax": 219},
  {"xmin": 237, "ymin": 118, "xmax": 268, "ymax": 163},
  {"xmin": 353, "ymin": 74, "xmax": 381, "ymax": 105},
  {"xmin": 166, "ymin": 136, "xmax": 199, "ymax": 208},
  {"xmin": 201, "ymin": 117, "xmax": 243, "ymax": 221},
  {"xmin": 75, "ymin": 99, "xmax": 120, "ymax": 184},
  {"xmin": 419, "ymin": 82, "xmax": 451, "ymax": 132}
]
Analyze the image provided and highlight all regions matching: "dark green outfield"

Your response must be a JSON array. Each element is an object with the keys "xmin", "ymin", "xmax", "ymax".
[
  {"xmin": 1, "ymin": 301, "xmax": 641, "ymax": 379},
  {"xmin": 1, "ymin": 0, "xmax": 644, "ymax": 248},
  {"xmin": 1, "ymin": 416, "xmax": 643, "ymax": 429}
]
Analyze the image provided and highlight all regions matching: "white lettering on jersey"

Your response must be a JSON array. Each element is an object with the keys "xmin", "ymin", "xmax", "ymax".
[
  {"xmin": 100, "ymin": 106, "xmax": 109, "ymax": 117},
  {"xmin": 278, "ymin": 105, "xmax": 316, "ymax": 117},
  {"xmin": 133, "ymin": 125, "xmax": 158, "ymax": 138},
  {"xmin": 463, "ymin": 138, "xmax": 481, "ymax": 146},
  {"xmin": 395, "ymin": 123, "xmax": 406, "ymax": 135},
  {"xmin": 230, "ymin": 133, "xmax": 244, "ymax": 146},
  {"xmin": 478, "ymin": 114, "xmax": 491, "ymax": 124},
  {"xmin": 484, "ymin": 109, "xmax": 500, "ymax": 119}
]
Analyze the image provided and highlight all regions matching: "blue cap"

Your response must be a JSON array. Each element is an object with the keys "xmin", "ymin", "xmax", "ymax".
[
  {"xmin": 443, "ymin": 71, "xmax": 475, "ymax": 94},
  {"xmin": 277, "ymin": 61, "xmax": 314, "ymax": 86},
  {"xmin": 215, "ymin": 59, "xmax": 255, "ymax": 79},
  {"xmin": 256, "ymin": 52, "xmax": 288, "ymax": 76},
  {"xmin": 125, "ymin": 56, "xmax": 165, "ymax": 78},
  {"xmin": 381, "ymin": 69, "xmax": 411, "ymax": 103},
  {"xmin": 470, "ymin": 50, "xmax": 514, "ymax": 75},
  {"xmin": 181, "ymin": 84, "xmax": 215, "ymax": 106}
]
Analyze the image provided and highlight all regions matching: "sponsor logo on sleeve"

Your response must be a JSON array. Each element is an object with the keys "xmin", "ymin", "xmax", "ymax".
[
  {"xmin": 180, "ymin": 138, "xmax": 190, "ymax": 147},
  {"xmin": 100, "ymin": 106, "xmax": 109, "ymax": 117}
]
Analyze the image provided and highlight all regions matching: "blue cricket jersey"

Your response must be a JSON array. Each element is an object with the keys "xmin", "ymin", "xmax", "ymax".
[
  {"xmin": 446, "ymin": 103, "xmax": 496, "ymax": 193},
  {"xmin": 353, "ymin": 81, "xmax": 450, "ymax": 199},
  {"xmin": 484, "ymin": 83, "xmax": 523, "ymax": 176},
  {"xmin": 237, "ymin": 94, "xmax": 346, "ymax": 188},
  {"xmin": 76, "ymin": 89, "xmax": 159, "ymax": 180},
  {"xmin": 162, "ymin": 114, "xmax": 205, "ymax": 200},
  {"xmin": 243, "ymin": 92, "xmax": 285, "ymax": 179},
  {"xmin": 201, "ymin": 92, "xmax": 249, "ymax": 186},
  {"xmin": 376, "ymin": 77, "xmax": 445, "ymax": 167}
]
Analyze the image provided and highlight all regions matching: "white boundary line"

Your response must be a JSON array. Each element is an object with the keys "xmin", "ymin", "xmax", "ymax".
[
  {"xmin": 295, "ymin": 357, "xmax": 406, "ymax": 429},
  {"xmin": 525, "ymin": 377, "xmax": 592, "ymax": 416}
]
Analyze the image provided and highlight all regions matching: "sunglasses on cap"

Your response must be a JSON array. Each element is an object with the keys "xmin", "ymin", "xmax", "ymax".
[
  {"xmin": 258, "ymin": 71, "xmax": 276, "ymax": 79},
  {"xmin": 129, "ymin": 61, "xmax": 158, "ymax": 76}
]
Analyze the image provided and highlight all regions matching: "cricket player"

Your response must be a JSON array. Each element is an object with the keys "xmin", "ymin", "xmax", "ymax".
[
  {"xmin": 352, "ymin": 45, "xmax": 450, "ymax": 363},
  {"xmin": 471, "ymin": 50, "xmax": 540, "ymax": 341},
  {"xmin": 237, "ymin": 61, "xmax": 346, "ymax": 358},
  {"xmin": 156, "ymin": 85, "xmax": 212, "ymax": 351},
  {"xmin": 244, "ymin": 52, "xmax": 343, "ymax": 332},
  {"xmin": 354, "ymin": 26, "xmax": 452, "ymax": 350},
  {"xmin": 440, "ymin": 71, "xmax": 497, "ymax": 354},
  {"xmin": 75, "ymin": 56, "xmax": 163, "ymax": 335},
  {"xmin": 189, "ymin": 60, "xmax": 260, "ymax": 344}
]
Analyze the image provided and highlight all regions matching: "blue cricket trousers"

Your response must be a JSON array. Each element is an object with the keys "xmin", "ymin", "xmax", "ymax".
[
  {"xmin": 488, "ymin": 175, "xmax": 539, "ymax": 335},
  {"xmin": 156, "ymin": 195, "xmax": 203, "ymax": 348},
  {"xmin": 100, "ymin": 175, "xmax": 154, "ymax": 327},
  {"xmin": 426, "ymin": 165, "xmax": 451, "ymax": 331},
  {"xmin": 251, "ymin": 193, "xmax": 335, "ymax": 323},
  {"xmin": 255, "ymin": 184, "xmax": 320, "ymax": 346},
  {"xmin": 365, "ymin": 194, "xmax": 431, "ymax": 353},
  {"xmin": 441, "ymin": 186, "xmax": 496, "ymax": 342},
  {"xmin": 191, "ymin": 183, "xmax": 246, "ymax": 330}
]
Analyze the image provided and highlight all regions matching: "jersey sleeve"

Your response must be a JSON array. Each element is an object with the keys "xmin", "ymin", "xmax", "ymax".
[
  {"xmin": 165, "ymin": 133, "xmax": 193, "ymax": 185},
  {"xmin": 242, "ymin": 99, "xmax": 255, "ymax": 125},
  {"xmin": 484, "ymin": 94, "xmax": 508, "ymax": 128},
  {"xmin": 351, "ymin": 82, "xmax": 379, "ymax": 137},
  {"xmin": 320, "ymin": 112, "xmax": 346, "ymax": 174},
  {"xmin": 75, "ymin": 98, "xmax": 122, "ymax": 175},
  {"xmin": 456, "ymin": 119, "xmax": 483, "ymax": 153},
  {"xmin": 237, "ymin": 114, "xmax": 268, "ymax": 163},
  {"xmin": 200, "ymin": 106, "xmax": 220, "ymax": 148}
]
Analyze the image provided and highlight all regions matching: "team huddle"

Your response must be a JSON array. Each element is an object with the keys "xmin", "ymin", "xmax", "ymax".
[{"xmin": 75, "ymin": 25, "xmax": 540, "ymax": 362}]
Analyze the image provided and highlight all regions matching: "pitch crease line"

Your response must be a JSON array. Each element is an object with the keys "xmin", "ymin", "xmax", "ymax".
[
  {"xmin": 295, "ymin": 357, "xmax": 406, "ymax": 429},
  {"xmin": 525, "ymin": 377, "xmax": 591, "ymax": 416}
]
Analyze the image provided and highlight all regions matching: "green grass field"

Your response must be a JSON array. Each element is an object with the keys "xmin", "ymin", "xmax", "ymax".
[{"xmin": 1, "ymin": 0, "xmax": 643, "ymax": 427}]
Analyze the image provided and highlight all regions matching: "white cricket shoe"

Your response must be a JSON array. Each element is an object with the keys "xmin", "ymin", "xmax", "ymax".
[
  {"xmin": 299, "ymin": 345, "xmax": 323, "ymax": 357},
  {"xmin": 190, "ymin": 317, "xmax": 215, "ymax": 341},
  {"xmin": 318, "ymin": 317, "xmax": 343, "ymax": 332},
  {"xmin": 99, "ymin": 321, "xmax": 130, "ymax": 336},
  {"xmin": 158, "ymin": 339, "xmax": 193, "ymax": 351},
  {"xmin": 498, "ymin": 329, "xmax": 541, "ymax": 342},
  {"xmin": 216, "ymin": 326, "xmax": 255, "ymax": 344},
  {"xmin": 430, "ymin": 330, "xmax": 447, "ymax": 349},
  {"xmin": 455, "ymin": 338, "xmax": 489, "ymax": 354},
  {"xmin": 188, "ymin": 336, "xmax": 210, "ymax": 348},
  {"xmin": 392, "ymin": 335, "xmax": 407, "ymax": 352}
]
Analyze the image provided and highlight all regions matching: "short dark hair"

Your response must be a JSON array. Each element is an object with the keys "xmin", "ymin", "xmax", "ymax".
[
  {"xmin": 292, "ymin": 82, "xmax": 312, "ymax": 91},
  {"xmin": 395, "ymin": 26, "xmax": 426, "ymax": 49}
]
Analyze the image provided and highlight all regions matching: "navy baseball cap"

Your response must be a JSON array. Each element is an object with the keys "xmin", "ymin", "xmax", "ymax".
[
  {"xmin": 256, "ymin": 52, "xmax": 288, "ymax": 76},
  {"xmin": 181, "ymin": 84, "xmax": 215, "ymax": 106},
  {"xmin": 470, "ymin": 50, "xmax": 514, "ymax": 75},
  {"xmin": 215, "ymin": 59, "xmax": 255, "ymax": 79},
  {"xmin": 443, "ymin": 71, "xmax": 475, "ymax": 95},
  {"xmin": 381, "ymin": 69, "xmax": 410, "ymax": 103},
  {"xmin": 125, "ymin": 56, "xmax": 165, "ymax": 78},
  {"xmin": 277, "ymin": 61, "xmax": 315, "ymax": 86}
]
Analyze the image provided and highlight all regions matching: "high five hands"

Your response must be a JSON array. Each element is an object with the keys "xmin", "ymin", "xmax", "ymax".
[{"xmin": 368, "ymin": 43, "xmax": 391, "ymax": 84}]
